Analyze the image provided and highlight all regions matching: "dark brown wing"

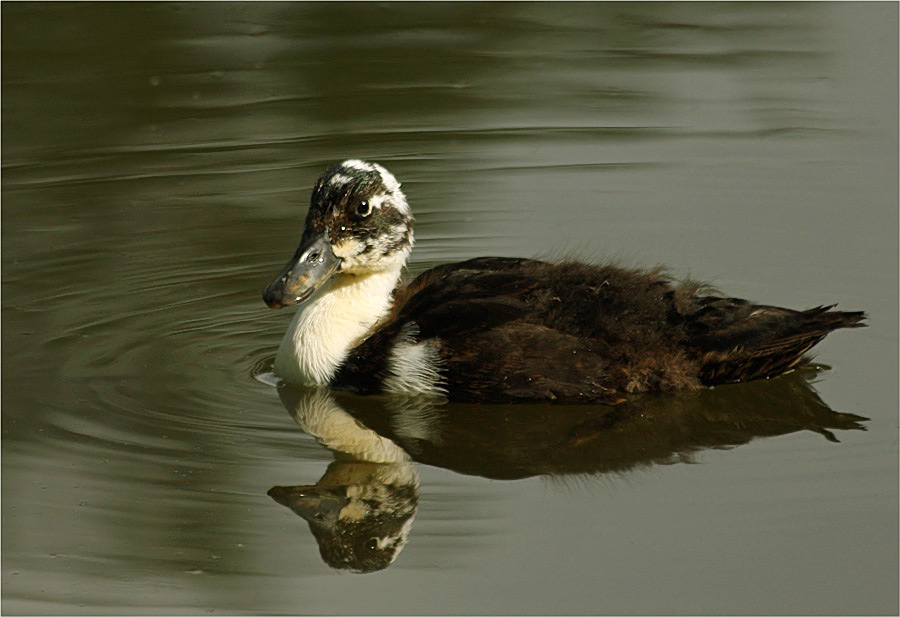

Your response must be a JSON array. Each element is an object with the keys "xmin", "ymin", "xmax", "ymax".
[{"xmin": 336, "ymin": 258, "xmax": 702, "ymax": 401}]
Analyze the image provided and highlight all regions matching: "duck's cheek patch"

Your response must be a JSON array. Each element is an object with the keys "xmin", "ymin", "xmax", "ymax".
[{"xmin": 332, "ymin": 238, "xmax": 365, "ymax": 258}]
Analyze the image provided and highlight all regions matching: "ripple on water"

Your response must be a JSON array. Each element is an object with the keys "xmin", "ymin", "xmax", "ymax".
[{"xmin": 3, "ymin": 228, "xmax": 306, "ymax": 468}]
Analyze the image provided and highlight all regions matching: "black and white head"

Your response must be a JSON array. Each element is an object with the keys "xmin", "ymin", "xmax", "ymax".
[{"xmin": 263, "ymin": 160, "xmax": 414, "ymax": 308}]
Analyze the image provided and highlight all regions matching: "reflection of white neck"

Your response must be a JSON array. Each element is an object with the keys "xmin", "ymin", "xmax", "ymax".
[
  {"xmin": 274, "ymin": 265, "xmax": 403, "ymax": 386},
  {"xmin": 289, "ymin": 388, "xmax": 410, "ymax": 464}
]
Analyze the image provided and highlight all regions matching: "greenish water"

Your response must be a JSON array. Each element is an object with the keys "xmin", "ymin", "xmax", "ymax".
[{"xmin": 2, "ymin": 3, "xmax": 897, "ymax": 614}]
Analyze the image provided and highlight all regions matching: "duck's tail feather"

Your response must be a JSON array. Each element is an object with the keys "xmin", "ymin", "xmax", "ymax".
[{"xmin": 691, "ymin": 303, "xmax": 866, "ymax": 386}]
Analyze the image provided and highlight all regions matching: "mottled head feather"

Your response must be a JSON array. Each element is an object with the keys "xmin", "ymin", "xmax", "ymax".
[{"xmin": 305, "ymin": 160, "xmax": 414, "ymax": 272}]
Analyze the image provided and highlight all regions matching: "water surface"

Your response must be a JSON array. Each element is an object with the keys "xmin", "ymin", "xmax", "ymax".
[{"xmin": 2, "ymin": 3, "xmax": 897, "ymax": 614}]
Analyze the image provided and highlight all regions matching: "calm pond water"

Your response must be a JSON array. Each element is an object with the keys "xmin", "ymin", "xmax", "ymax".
[{"xmin": 2, "ymin": 2, "xmax": 897, "ymax": 614}]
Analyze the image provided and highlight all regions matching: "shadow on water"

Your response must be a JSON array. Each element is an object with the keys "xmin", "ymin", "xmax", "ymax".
[{"xmin": 266, "ymin": 367, "xmax": 866, "ymax": 573}]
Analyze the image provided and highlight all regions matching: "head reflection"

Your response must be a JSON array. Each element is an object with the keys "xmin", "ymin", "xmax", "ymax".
[{"xmin": 268, "ymin": 461, "xmax": 418, "ymax": 574}]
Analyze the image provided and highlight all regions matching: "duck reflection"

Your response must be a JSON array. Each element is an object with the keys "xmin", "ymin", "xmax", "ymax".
[{"xmin": 269, "ymin": 367, "xmax": 866, "ymax": 572}]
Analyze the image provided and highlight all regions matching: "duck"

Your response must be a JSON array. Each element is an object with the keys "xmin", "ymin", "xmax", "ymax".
[{"xmin": 262, "ymin": 159, "xmax": 865, "ymax": 404}]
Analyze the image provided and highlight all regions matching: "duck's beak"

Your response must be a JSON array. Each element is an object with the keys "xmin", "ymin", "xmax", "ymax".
[
  {"xmin": 263, "ymin": 233, "xmax": 341, "ymax": 309},
  {"xmin": 268, "ymin": 485, "xmax": 349, "ymax": 531}
]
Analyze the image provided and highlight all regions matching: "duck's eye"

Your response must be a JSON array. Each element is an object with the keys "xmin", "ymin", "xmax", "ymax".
[
  {"xmin": 365, "ymin": 538, "xmax": 378, "ymax": 551},
  {"xmin": 356, "ymin": 200, "xmax": 371, "ymax": 217}
]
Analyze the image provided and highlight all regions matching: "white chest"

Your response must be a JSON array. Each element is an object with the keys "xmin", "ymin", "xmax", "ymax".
[{"xmin": 274, "ymin": 268, "xmax": 401, "ymax": 386}]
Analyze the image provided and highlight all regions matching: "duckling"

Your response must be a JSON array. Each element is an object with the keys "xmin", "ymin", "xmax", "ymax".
[{"xmin": 263, "ymin": 160, "xmax": 865, "ymax": 403}]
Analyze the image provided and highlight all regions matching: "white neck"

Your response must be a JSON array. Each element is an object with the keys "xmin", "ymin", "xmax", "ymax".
[{"xmin": 274, "ymin": 265, "xmax": 403, "ymax": 386}]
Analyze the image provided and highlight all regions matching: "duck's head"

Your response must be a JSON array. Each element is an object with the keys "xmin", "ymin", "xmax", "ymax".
[{"xmin": 263, "ymin": 160, "xmax": 413, "ymax": 309}]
